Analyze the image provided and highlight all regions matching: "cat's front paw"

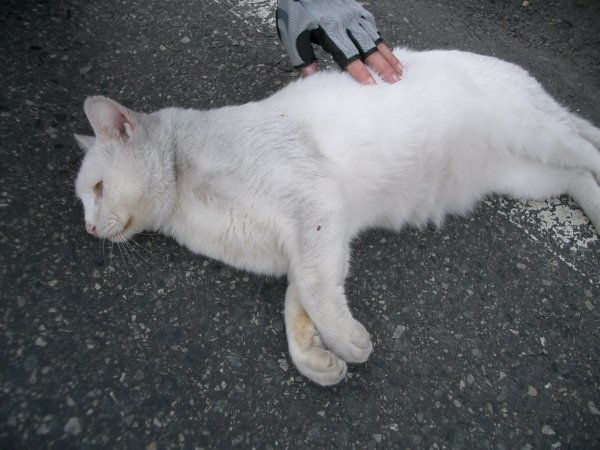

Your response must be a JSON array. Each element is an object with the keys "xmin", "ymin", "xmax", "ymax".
[
  {"xmin": 320, "ymin": 317, "xmax": 373, "ymax": 364},
  {"xmin": 287, "ymin": 311, "xmax": 347, "ymax": 386},
  {"xmin": 291, "ymin": 340, "xmax": 348, "ymax": 386}
]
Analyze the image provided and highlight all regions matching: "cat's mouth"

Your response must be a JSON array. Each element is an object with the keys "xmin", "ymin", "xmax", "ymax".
[{"xmin": 103, "ymin": 216, "xmax": 134, "ymax": 242}]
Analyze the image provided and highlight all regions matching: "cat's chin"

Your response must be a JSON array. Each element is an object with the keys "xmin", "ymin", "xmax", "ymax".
[
  {"xmin": 105, "ymin": 230, "xmax": 135, "ymax": 243},
  {"xmin": 99, "ymin": 217, "xmax": 136, "ymax": 243}
]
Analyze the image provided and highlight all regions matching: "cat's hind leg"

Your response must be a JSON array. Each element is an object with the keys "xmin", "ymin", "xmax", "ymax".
[
  {"xmin": 526, "ymin": 119, "xmax": 600, "ymax": 182},
  {"xmin": 567, "ymin": 171, "xmax": 600, "ymax": 233},
  {"xmin": 573, "ymin": 116, "xmax": 600, "ymax": 151},
  {"xmin": 494, "ymin": 162, "xmax": 600, "ymax": 234},
  {"xmin": 284, "ymin": 282, "xmax": 348, "ymax": 386}
]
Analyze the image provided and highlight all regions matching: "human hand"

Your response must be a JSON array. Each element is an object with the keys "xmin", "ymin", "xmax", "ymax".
[
  {"xmin": 277, "ymin": 0, "xmax": 403, "ymax": 85},
  {"xmin": 301, "ymin": 42, "xmax": 403, "ymax": 85}
]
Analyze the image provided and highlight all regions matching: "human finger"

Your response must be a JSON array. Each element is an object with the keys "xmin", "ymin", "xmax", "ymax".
[
  {"xmin": 346, "ymin": 59, "xmax": 377, "ymax": 85},
  {"xmin": 301, "ymin": 62, "xmax": 318, "ymax": 78},
  {"xmin": 364, "ymin": 51, "xmax": 401, "ymax": 84},
  {"xmin": 376, "ymin": 42, "xmax": 404, "ymax": 77}
]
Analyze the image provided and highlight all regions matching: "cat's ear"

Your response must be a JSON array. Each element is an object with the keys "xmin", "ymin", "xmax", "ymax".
[
  {"xmin": 74, "ymin": 134, "xmax": 95, "ymax": 152},
  {"xmin": 83, "ymin": 96, "xmax": 138, "ymax": 141}
]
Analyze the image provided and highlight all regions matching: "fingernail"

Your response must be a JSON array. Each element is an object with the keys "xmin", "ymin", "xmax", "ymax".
[
  {"xmin": 391, "ymin": 73, "xmax": 401, "ymax": 83},
  {"xmin": 366, "ymin": 78, "xmax": 377, "ymax": 86}
]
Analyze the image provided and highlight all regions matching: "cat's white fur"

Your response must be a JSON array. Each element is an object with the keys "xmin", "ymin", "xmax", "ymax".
[{"xmin": 75, "ymin": 48, "xmax": 600, "ymax": 386}]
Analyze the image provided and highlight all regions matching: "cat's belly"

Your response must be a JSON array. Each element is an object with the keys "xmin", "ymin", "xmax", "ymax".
[{"xmin": 165, "ymin": 193, "xmax": 290, "ymax": 277}]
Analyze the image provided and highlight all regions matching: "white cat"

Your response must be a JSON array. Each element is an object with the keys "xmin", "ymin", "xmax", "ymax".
[{"xmin": 75, "ymin": 48, "xmax": 600, "ymax": 386}]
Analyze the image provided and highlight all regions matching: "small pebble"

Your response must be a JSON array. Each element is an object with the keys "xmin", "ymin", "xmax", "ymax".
[
  {"xmin": 496, "ymin": 386, "xmax": 508, "ymax": 402},
  {"xmin": 527, "ymin": 386, "xmax": 538, "ymax": 397},
  {"xmin": 64, "ymin": 417, "xmax": 82, "ymax": 436},
  {"xmin": 36, "ymin": 424, "xmax": 51, "ymax": 435},
  {"xmin": 392, "ymin": 325, "xmax": 406, "ymax": 338}
]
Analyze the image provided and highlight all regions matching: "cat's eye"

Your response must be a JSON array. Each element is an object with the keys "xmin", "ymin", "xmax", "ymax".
[{"xmin": 93, "ymin": 181, "xmax": 103, "ymax": 198}]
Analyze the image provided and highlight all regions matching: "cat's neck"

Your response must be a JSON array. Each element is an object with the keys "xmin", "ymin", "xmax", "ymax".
[
  {"xmin": 149, "ymin": 107, "xmax": 211, "ymax": 230},
  {"xmin": 132, "ymin": 107, "xmax": 202, "ymax": 234},
  {"xmin": 158, "ymin": 107, "xmax": 211, "ymax": 158}
]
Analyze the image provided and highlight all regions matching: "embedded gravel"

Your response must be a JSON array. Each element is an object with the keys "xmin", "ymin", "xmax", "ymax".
[{"xmin": 1, "ymin": 0, "xmax": 599, "ymax": 448}]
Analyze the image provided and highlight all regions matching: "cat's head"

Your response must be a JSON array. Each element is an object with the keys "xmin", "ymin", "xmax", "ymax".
[{"xmin": 75, "ymin": 96, "xmax": 174, "ymax": 242}]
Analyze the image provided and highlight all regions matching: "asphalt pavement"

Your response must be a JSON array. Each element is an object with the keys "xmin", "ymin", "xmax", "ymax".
[{"xmin": 1, "ymin": 0, "xmax": 600, "ymax": 448}]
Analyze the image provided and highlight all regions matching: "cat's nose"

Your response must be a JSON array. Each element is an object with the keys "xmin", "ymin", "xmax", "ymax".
[{"xmin": 85, "ymin": 223, "xmax": 96, "ymax": 236}]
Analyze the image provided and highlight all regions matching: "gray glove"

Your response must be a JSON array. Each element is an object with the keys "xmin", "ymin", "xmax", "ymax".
[{"xmin": 276, "ymin": 0, "xmax": 383, "ymax": 70}]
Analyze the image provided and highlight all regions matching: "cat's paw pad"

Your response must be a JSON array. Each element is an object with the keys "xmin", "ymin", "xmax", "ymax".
[
  {"xmin": 322, "ymin": 318, "xmax": 373, "ymax": 364},
  {"xmin": 288, "ymin": 325, "xmax": 347, "ymax": 386}
]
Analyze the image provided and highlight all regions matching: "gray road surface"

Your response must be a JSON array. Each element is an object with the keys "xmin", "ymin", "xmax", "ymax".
[{"xmin": 1, "ymin": 0, "xmax": 600, "ymax": 448}]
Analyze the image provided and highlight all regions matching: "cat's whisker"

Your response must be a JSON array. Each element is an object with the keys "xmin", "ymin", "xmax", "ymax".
[
  {"xmin": 126, "ymin": 239, "xmax": 159, "ymax": 270},
  {"xmin": 136, "ymin": 232, "xmax": 159, "ymax": 237},
  {"xmin": 122, "ymin": 246, "xmax": 135, "ymax": 277},
  {"xmin": 129, "ymin": 236, "xmax": 154, "ymax": 257},
  {"xmin": 122, "ymin": 239, "xmax": 140, "ymax": 267},
  {"xmin": 115, "ymin": 238, "xmax": 132, "ymax": 277},
  {"xmin": 118, "ymin": 232, "xmax": 138, "ymax": 272},
  {"xmin": 119, "ymin": 237, "xmax": 133, "ymax": 263},
  {"xmin": 100, "ymin": 236, "xmax": 107, "ymax": 267},
  {"xmin": 108, "ymin": 240, "xmax": 115, "ymax": 265}
]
